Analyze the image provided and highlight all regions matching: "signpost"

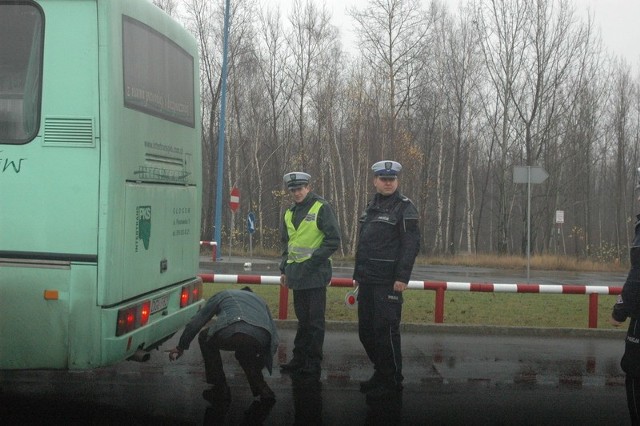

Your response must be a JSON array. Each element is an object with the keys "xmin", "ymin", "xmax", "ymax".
[
  {"xmin": 244, "ymin": 212, "xmax": 256, "ymax": 271},
  {"xmin": 247, "ymin": 211, "xmax": 255, "ymax": 234},
  {"xmin": 555, "ymin": 210, "xmax": 565, "ymax": 255},
  {"xmin": 513, "ymin": 166, "xmax": 549, "ymax": 281},
  {"xmin": 227, "ymin": 187, "xmax": 240, "ymax": 259},
  {"xmin": 213, "ymin": 0, "xmax": 232, "ymax": 260},
  {"xmin": 247, "ymin": 212, "xmax": 255, "ymax": 265}
]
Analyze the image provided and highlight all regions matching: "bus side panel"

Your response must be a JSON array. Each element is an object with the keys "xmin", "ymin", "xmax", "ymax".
[
  {"xmin": 96, "ymin": 0, "xmax": 202, "ymax": 306},
  {"xmin": 67, "ymin": 264, "xmax": 101, "ymax": 369},
  {"xmin": 0, "ymin": 1, "xmax": 100, "ymax": 257},
  {"xmin": 121, "ymin": 184, "xmax": 199, "ymax": 300},
  {"xmin": 0, "ymin": 263, "xmax": 70, "ymax": 369}
]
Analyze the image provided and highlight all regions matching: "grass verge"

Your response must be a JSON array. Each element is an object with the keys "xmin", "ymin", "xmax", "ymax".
[{"xmin": 203, "ymin": 283, "xmax": 621, "ymax": 330}]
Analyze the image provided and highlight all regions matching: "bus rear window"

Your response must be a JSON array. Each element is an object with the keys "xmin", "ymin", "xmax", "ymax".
[
  {"xmin": 122, "ymin": 16, "xmax": 195, "ymax": 128},
  {"xmin": 0, "ymin": 3, "xmax": 43, "ymax": 145}
]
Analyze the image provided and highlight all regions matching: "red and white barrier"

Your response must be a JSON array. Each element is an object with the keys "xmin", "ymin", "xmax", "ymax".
[
  {"xmin": 409, "ymin": 281, "xmax": 619, "ymax": 295},
  {"xmin": 199, "ymin": 274, "xmax": 619, "ymax": 295},
  {"xmin": 199, "ymin": 273, "xmax": 281, "ymax": 285},
  {"xmin": 197, "ymin": 274, "xmax": 621, "ymax": 328}
]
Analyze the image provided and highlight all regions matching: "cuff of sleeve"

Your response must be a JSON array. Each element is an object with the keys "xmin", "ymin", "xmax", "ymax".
[{"xmin": 612, "ymin": 308, "xmax": 627, "ymax": 323}]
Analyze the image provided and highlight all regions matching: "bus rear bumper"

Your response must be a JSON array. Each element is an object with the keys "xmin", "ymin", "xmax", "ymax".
[{"xmin": 99, "ymin": 297, "xmax": 204, "ymax": 368}]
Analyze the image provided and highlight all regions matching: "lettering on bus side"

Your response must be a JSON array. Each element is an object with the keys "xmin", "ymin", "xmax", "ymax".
[
  {"xmin": 172, "ymin": 206, "xmax": 191, "ymax": 237},
  {"xmin": 136, "ymin": 206, "xmax": 151, "ymax": 252},
  {"xmin": 0, "ymin": 152, "xmax": 26, "ymax": 174},
  {"xmin": 134, "ymin": 166, "xmax": 190, "ymax": 183}
]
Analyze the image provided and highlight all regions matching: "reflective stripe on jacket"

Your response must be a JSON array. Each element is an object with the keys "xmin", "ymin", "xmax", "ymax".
[{"xmin": 284, "ymin": 200, "xmax": 324, "ymax": 263}]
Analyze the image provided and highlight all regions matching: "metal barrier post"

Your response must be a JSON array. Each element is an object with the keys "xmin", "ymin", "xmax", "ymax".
[
  {"xmin": 588, "ymin": 293, "xmax": 598, "ymax": 329},
  {"xmin": 435, "ymin": 287, "xmax": 445, "ymax": 323},
  {"xmin": 278, "ymin": 285, "xmax": 289, "ymax": 320}
]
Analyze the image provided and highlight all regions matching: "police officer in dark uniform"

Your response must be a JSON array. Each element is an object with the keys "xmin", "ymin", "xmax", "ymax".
[
  {"xmin": 612, "ymin": 167, "xmax": 640, "ymax": 425},
  {"xmin": 279, "ymin": 171, "xmax": 341, "ymax": 376},
  {"xmin": 353, "ymin": 160, "xmax": 420, "ymax": 401}
]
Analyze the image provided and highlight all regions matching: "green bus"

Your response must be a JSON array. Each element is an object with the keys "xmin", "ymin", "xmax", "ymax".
[{"xmin": 0, "ymin": 0, "xmax": 204, "ymax": 369}]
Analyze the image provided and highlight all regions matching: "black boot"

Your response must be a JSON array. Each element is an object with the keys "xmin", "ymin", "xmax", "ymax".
[
  {"xmin": 202, "ymin": 384, "xmax": 231, "ymax": 403},
  {"xmin": 360, "ymin": 371, "xmax": 382, "ymax": 393},
  {"xmin": 280, "ymin": 357, "xmax": 305, "ymax": 373}
]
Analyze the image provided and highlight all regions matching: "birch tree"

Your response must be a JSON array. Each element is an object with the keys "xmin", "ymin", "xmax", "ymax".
[{"xmin": 349, "ymin": 0, "xmax": 430, "ymax": 158}]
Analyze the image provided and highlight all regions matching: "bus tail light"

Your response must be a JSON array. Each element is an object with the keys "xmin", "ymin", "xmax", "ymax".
[
  {"xmin": 116, "ymin": 300, "xmax": 151, "ymax": 336},
  {"xmin": 180, "ymin": 279, "xmax": 203, "ymax": 308}
]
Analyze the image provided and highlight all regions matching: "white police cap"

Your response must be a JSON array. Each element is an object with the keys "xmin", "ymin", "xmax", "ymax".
[
  {"xmin": 371, "ymin": 160, "xmax": 402, "ymax": 177},
  {"xmin": 283, "ymin": 171, "xmax": 311, "ymax": 189}
]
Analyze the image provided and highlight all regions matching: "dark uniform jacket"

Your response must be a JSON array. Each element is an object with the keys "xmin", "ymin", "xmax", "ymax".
[
  {"xmin": 353, "ymin": 191, "xmax": 420, "ymax": 286},
  {"xmin": 612, "ymin": 214, "xmax": 640, "ymax": 377},
  {"xmin": 613, "ymin": 214, "xmax": 640, "ymax": 322},
  {"xmin": 279, "ymin": 192, "xmax": 341, "ymax": 290}
]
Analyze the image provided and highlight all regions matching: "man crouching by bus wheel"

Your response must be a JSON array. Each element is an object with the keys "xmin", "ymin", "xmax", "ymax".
[
  {"xmin": 611, "ymin": 168, "xmax": 640, "ymax": 425},
  {"xmin": 166, "ymin": 287, "xmax": 279, "ymax": 404}
]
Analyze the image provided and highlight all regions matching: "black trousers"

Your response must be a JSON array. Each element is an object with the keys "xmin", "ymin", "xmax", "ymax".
[
  {"xmin": 198, "ymin": 326, "xmax": 268, "ymax": 396},
  {"xmin": 357, "ymin": 284, "xmax": 403, "ymax": 386},
  {"xmin": 291, "ymin": 286, "xmax": 327, "ymax": 368},
  {"xmin": 627, "ymin": 376, "xmax": 640, "ymax": 426}
]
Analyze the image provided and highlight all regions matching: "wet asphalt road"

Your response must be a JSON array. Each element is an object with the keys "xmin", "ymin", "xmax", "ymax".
[
  {"xmin": 0, "ymin": 323, "xmax": 630, "ymax": 425},
  {"xmin": 0, "ymin": 258, "xmax": 631, "ymax": 425}
]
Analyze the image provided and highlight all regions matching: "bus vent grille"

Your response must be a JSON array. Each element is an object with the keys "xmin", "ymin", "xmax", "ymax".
[{"xmin": 44, "ymin": 117, "xmax": 94, "ymax": 147}]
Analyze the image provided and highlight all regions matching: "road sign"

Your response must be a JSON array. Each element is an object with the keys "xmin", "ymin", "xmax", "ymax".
[
  {"xmin": 513, "ymin": 165, "xmax": 549, "ymax": 282},
  {"xmin": 247, "ymin": 211, "xmax": 256, "ymax": 234},
  {"xmin": 513, "ymin": 166, "xmax": 549, "ymax": 184},
  {"xmin": 556, "ymin": 210, "xmax": 564, "ymax": 224},
  {"xmin": 229, "ymin": 187, "xmax": 240, "ymax": 212}
]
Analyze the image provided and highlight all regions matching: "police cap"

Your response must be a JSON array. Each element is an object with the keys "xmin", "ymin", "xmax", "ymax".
[
  {"xmin": 371, "ymin": 160, "xmax": 402, "ymax": 178},
  {"xmin": 283, "ymin": 171, "xmax": 311, "ymax": 189}
]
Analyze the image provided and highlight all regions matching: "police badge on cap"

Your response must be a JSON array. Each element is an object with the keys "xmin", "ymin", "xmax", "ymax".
[
  {"xmin": 283, "ymin": 171, "xmax": 311, "ymax": 189},
  {"xmin": 371, "ymin": 160, "xmax": 402, "ymax": 177}
]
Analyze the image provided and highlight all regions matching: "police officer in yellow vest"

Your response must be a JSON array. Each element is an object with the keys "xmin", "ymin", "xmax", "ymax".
[{"xmin": 279, "ymin": 172, "xmax": 341, "ymax": 376}]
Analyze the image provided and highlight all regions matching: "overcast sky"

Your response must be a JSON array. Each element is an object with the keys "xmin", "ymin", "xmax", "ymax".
[{"xmin": 263, "ymin": 0, "xmax": 640, "ymax": 71}]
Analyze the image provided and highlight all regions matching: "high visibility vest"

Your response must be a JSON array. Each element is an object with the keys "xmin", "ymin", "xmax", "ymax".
[{"xmin": 285, "ymin": 201, "xmax": 324, "ymax": 263}]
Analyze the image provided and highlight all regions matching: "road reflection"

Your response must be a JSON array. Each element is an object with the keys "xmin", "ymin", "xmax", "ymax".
[
  {"xmin": 365, "ymin": 392, "xmax": 402, "ymax": 425},
  {"xmin": 290, "ymin": 373, "xmax": 322, "ymax": 425},
  {"xmin": 0, "ymin": 393, "xmax": 193, "ymax": 425},
  {"xmin": 202, "ymin": 398, "xmax": 275, "ymax": 425}
]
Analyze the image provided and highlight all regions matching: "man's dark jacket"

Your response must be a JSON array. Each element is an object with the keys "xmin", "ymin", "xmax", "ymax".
[{"xmin": 353, "ymin": 191, "xmax": 420, "ymax": 285}]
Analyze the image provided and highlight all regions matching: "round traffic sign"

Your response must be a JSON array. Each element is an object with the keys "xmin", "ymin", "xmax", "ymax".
[{"xmin": 229, "ymin": 187, "xmax": 240, "ymax": 212}]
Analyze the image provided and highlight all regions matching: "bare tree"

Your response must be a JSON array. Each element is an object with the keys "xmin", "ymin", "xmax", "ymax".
[
  {"xmin": 610, "ymin": 61, "xmax": 635, "ymax": 257},
  {"xmin": 438, "ymin": 5, "xmax": 483, "ymax": 255},
  {"xmin": 350, "ymin": 0, "xmax": 430, "ymax": 157},
  {"xmin": 153, "ymin": 0, "xmax": 179, "ymax": 16},
  {"xmin": 474, "ymin": 0, "xmax": 531, "ymax": 254},
  {"xmin": 286, "ymin": 0, "xmax": 336, "ymax": 171},
  {"xmin": 252, "ymin": 4, "xmax": 294, "ymax": 250},
  {"xmin": 183, "ymin": 0, "xmax": 222, "ymax": 239}
]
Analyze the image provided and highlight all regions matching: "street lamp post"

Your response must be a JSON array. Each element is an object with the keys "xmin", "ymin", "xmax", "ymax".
[{"xmin": 213, "ymin": 0, "xmax": 231, "ymax": 259}]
